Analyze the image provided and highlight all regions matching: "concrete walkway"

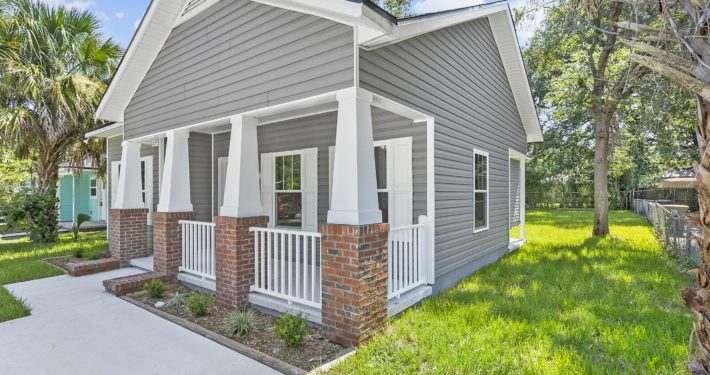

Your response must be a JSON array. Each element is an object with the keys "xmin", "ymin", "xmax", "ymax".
[{"xmin": 0, "ymin": 268, "xmax": 281, "ymax": 375}]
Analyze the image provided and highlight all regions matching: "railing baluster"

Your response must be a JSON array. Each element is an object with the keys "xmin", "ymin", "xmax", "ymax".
[{"xmin": 262, "ymin": 232, "xmax": 266, "ymax": 288}]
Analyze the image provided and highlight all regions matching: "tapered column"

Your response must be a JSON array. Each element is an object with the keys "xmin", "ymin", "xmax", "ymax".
[
  {"xmin": 220, "ymin": 115, "xmax": 263, "ymax": 217},
  {"xmin": 110, "ymin": 140, "xmax": 147, "ymax": 265},
  {"xmin": 157, "ymin": 130, "xmax": 192, "ymax": 213},
  {"xmin": 327, "ymin": 88, "xmax": 382, "ymax": 225},
  {"xmin": 114, "ymin": 141, "xmax": 143, "ymax": 210}
]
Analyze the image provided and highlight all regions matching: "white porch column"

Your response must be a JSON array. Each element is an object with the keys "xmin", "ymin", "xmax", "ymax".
[
  {"xmin": 520, "ymin": 158, "xmax": 526, "ymax": 241},
  {"xmin": 327, "ymin": 88, "xmax": 382, "ymax": 225},
  {"xmin": 157, "ymin": 130, "xmax": 193, "ymax": 212},
  {"xmin": 114, "ymin": 141, "xmax": 144, "ymax": 209},
  {"xmin": 220, "ymin": 115, "xmax": 263, "ymax": 217}
]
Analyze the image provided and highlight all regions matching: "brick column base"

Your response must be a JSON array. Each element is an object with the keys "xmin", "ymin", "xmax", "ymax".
[
  {"xmin": 109, "ymin": 209, "xmax": 149, "ymax": 266},
  {"xmin": 153, "ymin": 211, "xmax": 196, "ymax": 276},
  {"xmin": 320, "ymin": 223, "xmax": 390, "ymax": 347},
  {"xmin": 214, "ymin": 216, "xmax": 269, "ymax": 309}
]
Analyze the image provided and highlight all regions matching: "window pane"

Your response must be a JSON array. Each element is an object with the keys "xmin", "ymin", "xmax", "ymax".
[
  {"xmin": 141, "ymin": 161, "xmax": 146, "ymax": 190},
  {"xmin": 275, "ymin": 156, "xmax": 284, "ymax": 191},
  {"xmin": 378, "ymin": 192, "xmax": 389, "ymax": 224},
  {"xmin": 275, "ymin": 154, "xmax": 301, "ymax": 191},
  {"xmin": 475, "ymin": 154, "xmax": 488, "ymax": 190},
  {"xmin": 374, "ymin": 146, "xmax": 387, "ymax": 190},
  {"xmin": 276, "ymin": 192, "xmax": 302, "ymax": 228},
  {"xmin": 290, "ymin": 154, "xmax": 301, "ymax": 190},
  {"xmin": 475, "ymin": 192, "xmax": 487, "ymax": 229}
]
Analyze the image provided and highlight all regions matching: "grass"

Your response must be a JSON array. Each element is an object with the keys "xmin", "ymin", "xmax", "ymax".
[
  {"xmin": 333, "ymin": 210, "xmax": 694, "ymax": 374},
  {"xmin": 0, "ymin": 231, "xmax": 108, "ymax": 322}
]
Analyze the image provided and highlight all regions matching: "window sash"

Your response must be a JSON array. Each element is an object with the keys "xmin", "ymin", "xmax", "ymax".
[
  {"xmin": 473, "ymin": 150, "xmax": 489, "ymax": 232},
  {"xmin": 273, "ymin": 152, "xmax": 303, "ymax": 229}
]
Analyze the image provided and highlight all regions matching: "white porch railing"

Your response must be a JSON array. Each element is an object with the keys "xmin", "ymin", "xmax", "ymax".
[
  {"xmin": 389, "ymin": 216, "xmax": 428, "ymax": 299},
  {"xmin": 250, "ymin": 227, "xmax": 322, "ymax": 308},
  {"xmin": 179, "ymin": 220, "xmax": 216, "ymax": 281}
]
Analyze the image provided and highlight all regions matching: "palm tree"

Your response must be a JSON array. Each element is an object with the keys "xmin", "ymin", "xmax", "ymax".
[{"xmin": 0, "ymin": 0, "xmax": 121, "ymax": 192}]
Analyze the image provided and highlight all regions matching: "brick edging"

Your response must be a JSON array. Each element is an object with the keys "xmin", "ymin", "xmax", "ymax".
[{"xmin": 66, "ymin": 258, "xmax": 121, "ymax": 277}]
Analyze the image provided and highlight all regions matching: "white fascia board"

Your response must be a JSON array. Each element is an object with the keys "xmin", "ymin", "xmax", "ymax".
[
  {"xmin": 488, "ymin": 9, "xmax": 543, "ymax": 143},
  {"xmin": 95, "ymin": 0, "xmax": 186, "ymax": 123},
  {"xmin": 85, "ymin": 122, "xmax": 123, "ymax": 139},
  {"xmin": 360, "ymin": 2, "xmax": 508, "ymax": 50}
]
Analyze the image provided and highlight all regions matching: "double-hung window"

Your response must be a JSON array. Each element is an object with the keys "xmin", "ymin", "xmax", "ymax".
[
  {"xmin": 274, "ymin": 153, "xmax": 303, "ymax": 228},
  {"xmin": 374, "ymin": 144, "xmax": 390, "ymax": 223},
  {"xmin": 89, "ymin": 178, "xmax": 97, "ymax": 198},
  {"xmin": 261, "ymin": 148, "xmax": 318, "ymax": 232},
  {"xmin": 473, "ymin": 149, "xmax": 489, "ymax": 232}
]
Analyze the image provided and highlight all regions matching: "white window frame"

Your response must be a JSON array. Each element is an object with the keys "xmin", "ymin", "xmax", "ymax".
[
  {"xmin": 272, "ymin": 150, "xmax": 305, "ymax": 230},
  {"xmin": 473, "ymin": 149, "xmax": 490, "ymax": 233},
  {"xmin": 89, "ymin": 177, "xmax": 98, "ymax": 198},
  {"xmin": 374, "ymin": 140, "xmax": 394, "ymax": 224},
  {"xmin": 140, "ymin": 156, "xmax": 154, "ymax": 224}
]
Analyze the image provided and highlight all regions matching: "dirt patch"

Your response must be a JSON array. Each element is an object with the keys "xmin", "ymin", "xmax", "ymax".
[{"xmin": 126, "ymin": 285, "xmax": 344, "ymax": 371}]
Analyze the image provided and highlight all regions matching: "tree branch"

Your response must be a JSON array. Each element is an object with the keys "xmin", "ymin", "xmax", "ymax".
[
  {"xmin": 620, "ymin": 37, "xmax": 699, "ymax": 76},
  {"xmin": 629, "ymin": 53, "xmax": 710, "ymax": 101}
]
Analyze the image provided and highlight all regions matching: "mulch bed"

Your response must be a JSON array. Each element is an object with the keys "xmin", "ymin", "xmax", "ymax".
[{"xmin": 126, "ymin": 284, "xmax": 345, "ymax": 372}]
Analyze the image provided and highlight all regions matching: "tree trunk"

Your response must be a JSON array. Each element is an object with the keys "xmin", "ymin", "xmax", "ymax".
[
  {"xmin": 685, "ymin": 96, "xmax": 710, "ymax": 374},
  {"xmin": 593, "ymin": 113, "xmax": 611, "ymax": 236},
  {"xmin": 37, "ymin": 147, "xmax": 59, "ymax": 193}
]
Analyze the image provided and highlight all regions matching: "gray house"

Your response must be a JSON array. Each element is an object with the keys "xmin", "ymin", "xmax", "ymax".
[{"xmin": 88, "ymin": 0, "xmax": 541, "ymax": 346}]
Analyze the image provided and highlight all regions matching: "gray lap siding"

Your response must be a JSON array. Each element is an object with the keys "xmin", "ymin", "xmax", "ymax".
[
  {"xmin": 359, "ymin": 18, "xmax": 528, "ymax": 294},
  {"xmin": 122, "ymin": 0, "xmax": 355, "ymax": 141}
]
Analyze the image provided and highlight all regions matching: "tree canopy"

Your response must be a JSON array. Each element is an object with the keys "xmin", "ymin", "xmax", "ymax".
[{"xmin": 0, "ymin": 0, "xmax": 120, "ymax": 192}]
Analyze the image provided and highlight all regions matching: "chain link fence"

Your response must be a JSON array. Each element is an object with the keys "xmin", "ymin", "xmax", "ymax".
[{"xmin": 633, "ymin": 199, "xmax": 701, "ymax": 267}]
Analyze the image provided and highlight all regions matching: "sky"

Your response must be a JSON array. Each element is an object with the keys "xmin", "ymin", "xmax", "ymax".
[{"xmin": 39, "ymin": 0, "xmax": 539, "ymax": 48}]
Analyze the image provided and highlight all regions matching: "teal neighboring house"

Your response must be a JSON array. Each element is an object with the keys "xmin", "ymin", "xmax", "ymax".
[{"xmin": 58, "ymin": 167, "xmax": 106, "ymax": 223}]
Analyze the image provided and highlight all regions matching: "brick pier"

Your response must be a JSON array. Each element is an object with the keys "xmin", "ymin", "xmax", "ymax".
[
  {"xmin": 319, "ymin": 223, "xmax": 390, "ymax": 347},
  {"xmin": 213, "ymin": 216, "xmax": 269, "ymax": 309},
  {"xmin": 109, "ymin": 208, "xmax": 149, "ymax": 266},
  {"xmin": 153, "ymin": 211, "xmax": 196, "ymax": 276}
]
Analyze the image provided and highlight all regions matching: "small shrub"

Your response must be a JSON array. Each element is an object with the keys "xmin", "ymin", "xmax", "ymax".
[
  {"xmin": 4, "ymin": 189, "xmax": 59, "ymax": 243},
  {"xmin": 222, "ymin": 308, "xmax": 256, "ymax": 338},
  {"xmin": 71, "ymin": 213, "xmax": 92, "ymax": 241},
  {"xmin": 72, "ymin": 247, "xmax": 84, "ymax": 259},
  {"xmin": 186, "ymin": 291, "xmax": 213, "ymax": 317},
  {"xmin": 143, "ymin": 279, "xmax": 166, "ymax": 298},
  {"xmin": 274, "ymin": 311, "xmax": 308, "ymax": 347},
  {"xmin": 166, "ymin": 292, "xmax": 186, "ymax": 308}
]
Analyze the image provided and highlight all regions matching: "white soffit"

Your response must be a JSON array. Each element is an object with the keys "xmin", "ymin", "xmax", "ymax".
[{"xmin": 488, "ymin": 10, "xmax": 543, "ymax": 143}]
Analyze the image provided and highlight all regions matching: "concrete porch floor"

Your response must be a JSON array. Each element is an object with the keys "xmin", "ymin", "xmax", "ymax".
[{"xmin": 0, "ymin": 268, "xmax": 280, "ymax": 375}]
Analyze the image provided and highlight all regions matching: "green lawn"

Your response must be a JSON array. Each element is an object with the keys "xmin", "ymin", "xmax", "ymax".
[
  {"xmin": 0, "ymin": 231, "xmax": 108, "ymax": 322},
  {"xmin": 333, "ymin": 210, "xmax": 694, "ymax": 374}
]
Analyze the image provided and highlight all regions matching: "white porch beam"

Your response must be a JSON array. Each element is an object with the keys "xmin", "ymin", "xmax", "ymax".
[
  {"xmin": 114, "ymin": 141, "xmax": 144, "ymax": 209},
  {"xmin": 157, "ymin": 130, "xmax": 193, "ymax": 212},
  {"xmin": 220, "ymin": 115, "xmax": 264, "ymax": 218},
  {"xmin": 327, "ymin": 88, "xmax": 382, "ymax": 225}
]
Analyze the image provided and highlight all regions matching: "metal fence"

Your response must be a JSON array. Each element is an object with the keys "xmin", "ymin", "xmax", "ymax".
[{"xmin": 632, "ymin": 199, "xmax": 701, "ymax": 266}]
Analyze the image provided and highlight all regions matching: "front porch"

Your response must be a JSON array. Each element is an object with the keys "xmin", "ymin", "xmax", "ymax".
[
  {"xmin": 157, "ymin": 216, "xmax": 433, "ymax": 322},
  {"xmin": 110, "ymin": 87, "xmax": 436, "ymax": 345}
]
